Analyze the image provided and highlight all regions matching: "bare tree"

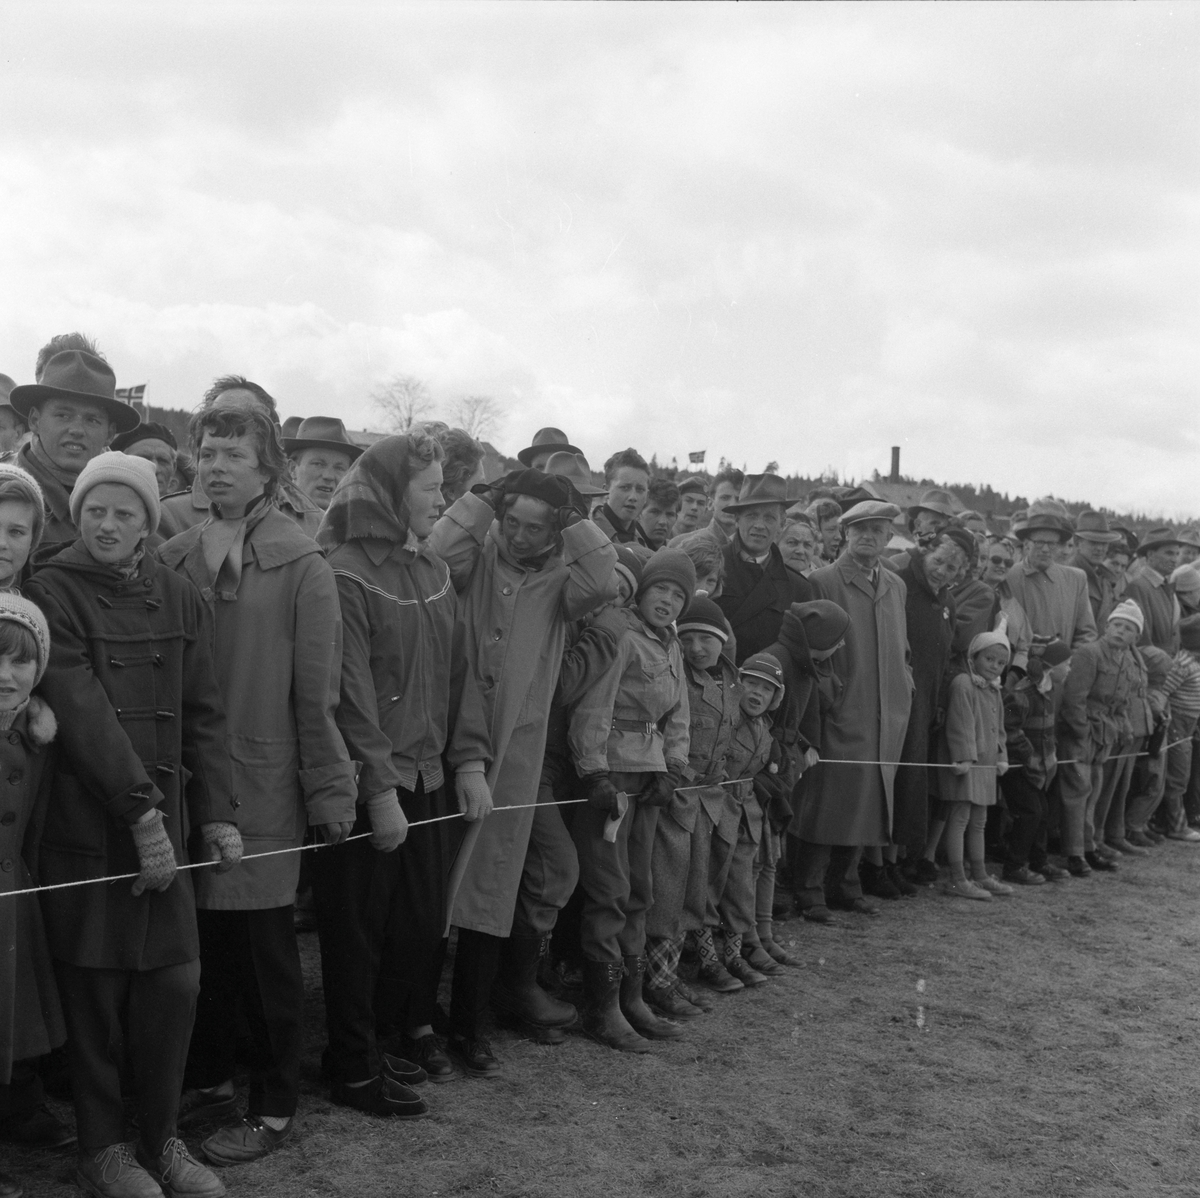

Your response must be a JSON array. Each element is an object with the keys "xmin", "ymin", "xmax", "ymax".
[
  {"xmin": 448, "ymin": 394, "xmax": 504, "ymax": 443},
  {"xmin": 371, "ymin": 374, "xmax": 433, "ymax": 433}
]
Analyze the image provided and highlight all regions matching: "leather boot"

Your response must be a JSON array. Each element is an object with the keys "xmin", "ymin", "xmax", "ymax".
[
  {"xmin": 620, "ymin": 956, "xmax": 685, "ymax": 1040},
  {"xmin": 492, "ymin": 935, "xmax": 577, "ymax": 1028},
  {"xmin": 580, "ymin": 960, "xmax": 654, "ymax": 1054}
]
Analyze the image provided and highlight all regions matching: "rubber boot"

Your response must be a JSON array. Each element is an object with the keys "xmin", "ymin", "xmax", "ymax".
[
  {"xmin": 580, "ymin": 960, "xmax": 654, "ymax": 1054},
  {"xmin": 492, "ymin": 935, "xmax": 578, "ymax": 1029},
  {"xmin": 620, "ymin": 955, "xmax": 685, "ymax": 1040}
]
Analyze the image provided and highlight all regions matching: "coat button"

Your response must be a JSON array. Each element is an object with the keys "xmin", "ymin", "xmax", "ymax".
[
  {"xmin": 0, "ymin": 860, "xmax": 11, "ymax": 872},
  {"xmin": 7, "ymin": 771, "xmax": 21, "ymax": 784},
  {"xmin": 0, "ymin": 812, "xmax": 14, "ymax": 826},
  {"xmin": 5, "ymin": 733, "xmax": 16, "ymax": 745},
  {"xmin": 492, "ymin": 629, "xmax": 503, "ymax": 641},
  {"xmin": 502, "ymin": 586, "xmax": 513, "ymax": 596}
]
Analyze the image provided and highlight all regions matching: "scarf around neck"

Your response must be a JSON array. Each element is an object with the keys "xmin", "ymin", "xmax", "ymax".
[{"xmin": 197, "ymin": 492, "xmax": 272, "ymax": 602}]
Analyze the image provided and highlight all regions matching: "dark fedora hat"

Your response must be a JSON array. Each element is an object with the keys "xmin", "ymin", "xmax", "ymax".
[
  {"xmin": 1073, "ymin": 510, "xmax": 1121, "ymax": 544},
  {"xmin": 725, "ymin": 473, "xmax": 790, "ymax": 513},
  {"xmin": 9, "ymin": 350, "xmax": 140, "ymax": 434},
  {"xmin": 907, "ymin": 487, "xmax": 958, "ymax": 521},
  {"xmin": 280, "ymin": 416, "xmax": 303, "ymax": 439},
  {"xmin": 543, "ymin": 451, "xmax": 607, "ymax": 497},
  {"xmin": 1137, "ymin": 525, "xmax": 1185, "ymax": 556},
  {"xmin": 282, "ymin": 416, "xmax": 363, "ymax": 461},
  {"xmin": 517, "ymin": 427, "xmax": 582, "ymax": 467},
  {"xmin": 1015, "ymin": 512, "xmax": 1072, "ymax": 542}
]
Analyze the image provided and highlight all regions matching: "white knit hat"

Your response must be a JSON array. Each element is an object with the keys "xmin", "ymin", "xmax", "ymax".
[
  {"xmin": 0, "ymin": 461, "xmax": 46, "ymax": 552},
  {"xmin": 69, "ymin": 451, "xmax": 160, "ymax": 536},
  {"xmin": 0, "ymin": 592, "xmax": 51, "ymax": 682},
  {"xmin": 1108, "ymin": 598, "xmax": 1145, "ymax": 634}
]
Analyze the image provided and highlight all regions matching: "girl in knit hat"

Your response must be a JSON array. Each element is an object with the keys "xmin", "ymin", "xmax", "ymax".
[
  {"xmin": 0, "ymin": 463, "xmax": 45, "ymax": 592},
  {"xmin": 567, "ymin": 546, "xmax": 694, "ymax": 1051},
  {"xmin": 0, "ymin": 594, "xmax": 67, "ymax": 1183},
  {"xmin": 937, "ymin": 630, "xmax": 1011, "ymax": 901}
]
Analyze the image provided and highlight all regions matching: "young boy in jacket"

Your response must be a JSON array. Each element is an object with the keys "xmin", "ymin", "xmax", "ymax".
[
  {"xmin": 26, "ymin": 452, "xmax": 240, "ymax": 1198},
  {"xmin": 569, "ymin": 547, "xmax": 694, "ymax": 1052}
]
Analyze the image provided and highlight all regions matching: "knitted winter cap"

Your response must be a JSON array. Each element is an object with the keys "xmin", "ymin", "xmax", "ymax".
[
  {"xmin": 739, "ymin": 651, "xmax": 785, "ymax": 692},
  {"xmin": 0, "ymin": 592, "xmax": 51, "ymax": 683},
  {"xmin": 1180, "ymin": 614, "xmax": 1200, "ymax": 653},
  {"xmin": 69, "ymin": 451, "xmax": 160, "ymax": 536},
  {"xmin": 790, "ymin": 599, "xmax": 850, "ymax": 652},
  {"xmin": 1107, "ymin": 598, "xmax": 1144, "ymax": 634},
  {"xmin": 0, "ymin": 462, "xmax": 46, "ymax": 552},
  {"xmin": 614, "ymin": 544, "xmax": 652, "ymax": 595},
  {"xmin": 637, "ymin": 547, "xmax": 697, "ymax": 618},
  {"xmin": 676, "ymin": 596, "xmax": 730, "ymax": 643},
  {"xmin": 968, "ymin": 629, "xmax": 1011, "ymax": 662}
]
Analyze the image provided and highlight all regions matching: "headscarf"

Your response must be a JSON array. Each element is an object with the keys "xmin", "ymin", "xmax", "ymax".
[{"xmin": 317, "ymin": 434, "xmax": 430, "ymax": 551}]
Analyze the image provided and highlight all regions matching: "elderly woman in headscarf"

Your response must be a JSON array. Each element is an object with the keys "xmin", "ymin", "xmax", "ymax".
[
  {"xmin": 430, "ymin": 468, "xmax": 617, "ymax": 1078},
  {"xmin": 308, "ymin": 431, "xmax": 490, "ymax": 1107}
]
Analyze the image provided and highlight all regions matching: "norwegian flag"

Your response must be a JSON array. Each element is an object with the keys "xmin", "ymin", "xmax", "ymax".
[{"xmin": 687, "ymin": 450, "xmax": 706, "ymax": 464}]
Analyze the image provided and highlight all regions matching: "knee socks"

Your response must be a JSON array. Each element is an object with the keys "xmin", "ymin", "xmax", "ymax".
[
  {"xmin": 695, "ymin": 927, "xmax": 720, "ymax": 968},
  {"xmin": 721, "ymin": 932, "xmax": 742, "ymax": 965},
  {"xmin": 645, "ymin": 936, "xmax": 680, "ymax": 990}
]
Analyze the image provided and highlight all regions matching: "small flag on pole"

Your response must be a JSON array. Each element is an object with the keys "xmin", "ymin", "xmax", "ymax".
[
  {"xmin": 115, "ymin": 384, "xmax": 146, "ymax": 402},
  {"xmin": 688, "ymin": 450, "xmax": 706, "ymax": 464}
]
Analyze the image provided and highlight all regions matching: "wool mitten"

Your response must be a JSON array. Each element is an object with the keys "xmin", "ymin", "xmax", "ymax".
[
  {"xmin": 455, "ymin": 766, "xmax": 494, "ymax": 822},
  {"xmin": 200, "ymin": 821, "xmax": 244, "ymax": 873},
  {"xmin": 130, "ymin": 810, "xmax": 177, "ymax": 896},
  {"xmin": 366, "ymin": 790, "xmax": 408, "ymax": 852}
]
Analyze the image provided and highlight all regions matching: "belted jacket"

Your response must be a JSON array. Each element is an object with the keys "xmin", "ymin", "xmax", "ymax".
[
  {"xmin": 1059, "ymin": 637, "xmax": 1142, "ymax": 759},
  {"xmin": 25, "ymin": 543, "xmax": 235, "ymax": 969}
]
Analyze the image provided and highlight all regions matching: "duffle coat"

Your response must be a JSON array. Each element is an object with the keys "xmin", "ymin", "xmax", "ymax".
[
  {"xmin": 434, "ymin": 495, "xmax": 617, "ymax": 938},
  {"xmin": 800, "ymin": 554, "xmax": 912, "ymax": 846},
  {"xmin": 24, "ymin": 544, "xmax": 236, "ymax": 968},
  {"xmin": 0, "ymin": 698, "xmax": 64, "ymax": 1082},
  {"xmin": 159, "ymin": 506, "xmax": 357, "ymax": 909}
]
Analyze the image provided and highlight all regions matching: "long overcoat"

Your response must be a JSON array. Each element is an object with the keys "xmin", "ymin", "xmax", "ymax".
[
  {"xmin": 717, "ymin": 536, "xmax": 813, "ymax": 665},
  {"xmin": 434, "ymin": 495, "xmax": 617, "ymax": 938},
  {"xmin": 159, "ymin": 506, "xmax": 358, "ymax": 909},
  {"xmin": 0, "ymin": 698, "xmax": 64, "ymax": 1081},
  {"xmin": 893, "ymin": 552, "xmax": 956, "ymax": 849},
  {"xmin": 799, "ymin": 554, "xmax": 912, "ymax": 846},
  {"xmin": 24, "ymin": 544, "xmax": 235, "ymax": 968}
]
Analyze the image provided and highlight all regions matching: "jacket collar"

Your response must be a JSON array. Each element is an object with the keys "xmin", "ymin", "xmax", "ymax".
[
  {"xmin": 835, "ymin": 552, "xmax": 883, "ymax": 597},
  {"xmin": 159, "ymin": 505, "xmax": 322, "ymax": 574}
]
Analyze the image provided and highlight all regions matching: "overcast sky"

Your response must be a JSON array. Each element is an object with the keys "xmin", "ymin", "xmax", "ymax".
[{"xmin": 1, "ymin": 3, "xmax": 1196, "ymax": 515}]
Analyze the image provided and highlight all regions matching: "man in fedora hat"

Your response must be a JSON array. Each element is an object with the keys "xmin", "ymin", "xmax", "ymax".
[
  {"xmin": 1068, "ymin": 511, "xmax": 1125, "ymax": 628},
  {"xmin": 1004, "ymin": 513, "xmax": 1096, "ymax": 650},
  {"xmin": 1125, "ymin": 527, "xmax": 1184, "ymax": 654},
  {"xmin": 8, "ymin": 344, "xmax": 141, "ymax": 546},
  {"xmin": 0, "ymin": 373, "xmax": 26, "ymax": 458},
  {"xmin": 885, "ymin": 487, "xmax": 957, "ymax": 573},
  {"xmin": 671, "ymin": 476, "xmax": 708, "ymax": 540},
  {"xmin": 715, "ymin": 474, "xmax": 812, "ymax": 664},
  {"xmin": 283, "ymin": 417, "xmax": 363, "ymax": 512},
  {"xmin": 1177, "ymin": 527, "xmax": 1200, "ymax": 566},
  {"xmin": 111, "ymin": 421, "xmax": 181, "ymax": 498},
  {"xmin": 799, "ymin": 501, "xmax": 912, "ymax": 919},
  {"xmin": 516, "ymin": 427, "xmax": 582, "ymax": 471}
]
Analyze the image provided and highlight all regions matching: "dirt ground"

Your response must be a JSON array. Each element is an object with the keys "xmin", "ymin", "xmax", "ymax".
[{"xmin": 8, "ymin": 843, "xmax": 1200, "ymax": 1198}]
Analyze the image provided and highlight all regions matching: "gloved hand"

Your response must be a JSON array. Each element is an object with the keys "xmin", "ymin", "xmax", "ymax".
[
  {"xmin": 366, "ymin": 789, "xmax": 408, "ymax": 852},
  {"xmin": 199, "ymin": 821, "xmax": 243, "ymax": 873},
  {"xmin": 641, "ymin": 771, "xmax": 679, "ymax": 808},
  {"xmin": 319, "ymin": 821, "xmax": 354, "ymax": 846},
  {"xmin": 553, "ymin": 476, "xmax": 589, "ymax": 523},
  {"xmin": 580, "ymin": 772, "xmax": 621, "ymax": 816},
  {"xmin": 997, "ymin": 761, "xmax": 1009, "ymax": 776},
  {"xmin": 456, "ymin": 766, "xmax": 494, "ymax": 822},
  {"xmin": 130, "ymin": 810, "xmax": 177, "ymax": 896},
  {"xmin": 951, "ymin": 761, "xmax": 972, "ymax": 777}
]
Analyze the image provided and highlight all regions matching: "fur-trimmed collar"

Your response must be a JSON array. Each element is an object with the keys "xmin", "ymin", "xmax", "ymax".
[{"xmin": 26, "ymin": 695, "xmax": 57, "ymax": 746}]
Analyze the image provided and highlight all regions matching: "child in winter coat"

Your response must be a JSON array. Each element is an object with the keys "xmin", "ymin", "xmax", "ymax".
[
  {"xmin": 939, "ymin": 629, "xmax": 1010, "ymax": 901},
  {"xmin": 643, "ymin": 597, "xmax": 739, "ymax": 1021},
  {"xmin": 0, "ymin": 596, "xmax": 65, "ymax": 1197},
  {"xmin": 713, "ymin": 653, "xmax": 785, "ymax": 985},
  {"xmin": 568, "ymin": 547, "xmax": 694, "ymax": 1052}
]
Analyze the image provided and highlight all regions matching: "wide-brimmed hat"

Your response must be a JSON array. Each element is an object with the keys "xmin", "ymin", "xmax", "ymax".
[
  {"xmin": 725, "ymin": 473, "xmax": 789, "ymax": 513},
  {"xmin": 1137, "ymin": 526, "xmax": 1185, "ymax": 556},
  {"xmin": 282, "ymin": 416, "xmax": 363, "ymax": 461},
  {"xmin": 907, "ymin": 488, "xmax": 958, "ymax": 521},
  {"xmin": 1178, "ymin": 526, "xmax": 1200, "ymax": 550},
  {"xmin": 841, "ymin": 500, "xmax": 901, "ymax": 527},
  {"xmin": 1015, "ymin": 512, "xmax": 1072, "ymax": 543},
  {"xmin": 517, "ymin": 427, "xmax": 581, "ymax": 467},
  {"xmin": 543, "ymin": 451, "xmax": 607, "ymax": 497},
  {"xmin": 1073, "ymin": 510, "xmax": 1121, "ymax": 544},
  {"xmin": 834, "ymin": 485, "xmax": 879, "ymax": 514},
  {"xmin": 9, "ymin": 350, "xmax": 140, "ymax": 434},
  {"xmin": 280, "ymin": 416, "xmax": 303, "ymax": 439}
]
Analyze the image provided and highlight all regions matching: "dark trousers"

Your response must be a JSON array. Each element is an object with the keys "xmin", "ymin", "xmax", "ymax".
[
  {"xmin": 186, "ymin": 907, "xmax": 302, "ymax": 1118},
  {"xmin": 448, "ymin": 928, "xmax": 502, "ymax": 1040},
  {"xmin": 55, "ymin": 958, "xmax": 200, "ymax": 1155},
  {"xmin": 0, "ymin": 1060, "xmax": 44, "ymax": 1121},
  {"xmin": 571, "ymin": 773, "xmax": 658, "ymax": 965},
  {"xmin": 311, "ymin": 783, "xmax": 451, "ymax": 1082},
  {"xmin": 511, "ymin": 773, "xmax": 580, "ymax": 938},
  {"xmin": 1000, "ymin": 771, "xmax": 1049, "ymax": 869},
  {"xmin": 794, "ymin": 841, "xmax": 863, "ymax": 909}
]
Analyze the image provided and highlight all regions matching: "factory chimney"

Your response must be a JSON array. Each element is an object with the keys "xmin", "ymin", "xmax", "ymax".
[{"xmin": 889, "ymin": 446, "xmax": 901, "ymax": 483}]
